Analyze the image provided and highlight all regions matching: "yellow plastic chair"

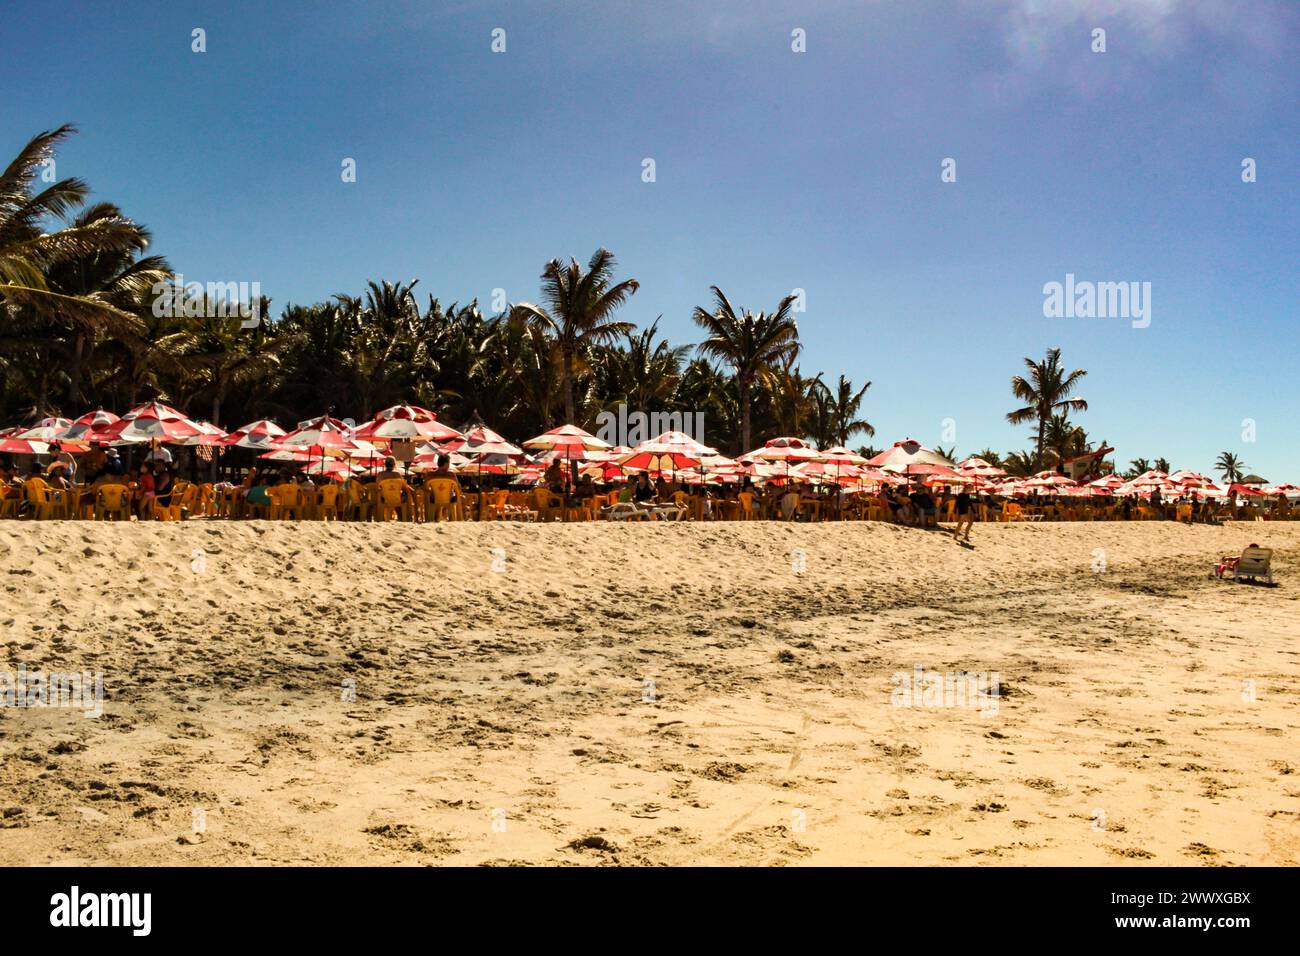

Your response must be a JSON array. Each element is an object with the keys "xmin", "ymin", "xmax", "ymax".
[
  {"xmin": 22, "ymin": 478, "xmax": 60, "ymax": 520},
  {"xmin": 94, "ymin": 484, "xmax": 132, "ymax": 521},
  {"xmin": 376, "ymin": 478, "xmax": 412, "ymax": 521}
]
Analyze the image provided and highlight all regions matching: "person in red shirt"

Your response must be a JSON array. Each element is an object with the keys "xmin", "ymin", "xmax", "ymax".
[{"xmin": 136, "ymin": 461, "xmax": 156, "ymax": 520}]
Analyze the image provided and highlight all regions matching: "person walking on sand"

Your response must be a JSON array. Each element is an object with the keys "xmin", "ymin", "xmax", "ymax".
[{"xmin": 952, "ymin": 487, "xmax": 974, "ymax": 543}]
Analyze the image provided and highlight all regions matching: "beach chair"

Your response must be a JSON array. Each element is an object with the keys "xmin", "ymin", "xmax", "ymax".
[
  {"xmin": 1223, "ymin": 547, "xmax": 1273, "ymax": 585},
  {"xmin": 21, "ymin": 478, "xmax": 61, "ymax": 520},
  {"xmin": 737, "ymin": 491, "xmax": 757, "ymax": 520},
  {"xmin": 531, "ymin": 486, "xmax": 562, "ymax": 522},
  {"xmin": 317, "ymin": 484, "xmax": 341, "ymax": 521},
  {"xmin": 0, "ymin": 487, "xmax": 18, "ymax": 520},
  {"xmin": 422, "ymin": 477, "xmax": 459, "ymax": 522},
  {"xmin": 94, "ymin": 483, "xmax": 132, "ymax": 521},
  {"xmin": 377, "ymin": 478, "xmax": 413, "ymax": 521},
  {"xmin": 272, "ymin": 483, "xmax": 305, "ymax": 521}
]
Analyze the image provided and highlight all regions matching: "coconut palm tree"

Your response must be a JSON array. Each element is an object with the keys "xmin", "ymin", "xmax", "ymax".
[
  {"xmin": 43, "ymin": 203, "xmax": 171, "ymax": 408},
  {"xmin": 822, "ymin": 374, "xmax": 874, "ymax": 448},
  {"xmin": 1003, "ymin": 450, "xmax": 1037, "ymax": 477},
  {"xmin": 509, "ymin": 248, "xmax": 639, "ymax": 424},
  {"xmin": 1215, "ymin": 451, "xmax": 1246, "ymax": 484},
  {"xmin": 974, "ymin": 449, "xmax": 1004, "ymax": 468},
  {"xmin": 0, "ymin": 125, "xmax": 145, "ymax": 332},
  {"xmin": 1005, "ymin": 348, "xmax": 1088, "ymax": 469},
  {"xmin": 692, "ymin": 286, "xmax": 799, "ymax": 452},
  {"xmin": 1125, "ymin": 458, "xmax": 1151, "ymax": 478}
]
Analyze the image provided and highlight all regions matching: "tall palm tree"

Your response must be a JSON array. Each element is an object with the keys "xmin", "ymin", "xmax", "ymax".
[
  {"xmin": 43, "ymin": 203, "xmax": 171, "ymax": 408},
  {"xmin": 823, "ymin": 374, "xmax": 874, "ymax": 448},
  {"xmin": 692, "ymin": 286, "xmax": 799, "ymax": 451},
  {"xmin": 1215, "ymin": 451, "xmax": 1246, "ymax": 484},
  {"xmin": 1003, "ymin": 450, "xmax": 1037, "ymax": 477},
  {"xmin": 0, "ymin": 125, "xmax": 145, "ymax": 331},
  {"xmin": 510, "ymin": 248, "xmax": 639, "ymax": 424},
  {"xmin": 1005, "ymin": 348, "xmax": 1088, "ymax": 469},
  {"xmin": 1125, "ymin": 458, "xmax": 1151, "ymax": 478},
  {"xmin": 596, "ymin": 318, "xmax": 691, "ymax": 414}
]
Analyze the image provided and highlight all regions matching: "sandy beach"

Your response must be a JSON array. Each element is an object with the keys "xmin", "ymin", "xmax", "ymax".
[{"xmin": 0, "ymin": 521, "xmax": 1295, "ymax": 866}]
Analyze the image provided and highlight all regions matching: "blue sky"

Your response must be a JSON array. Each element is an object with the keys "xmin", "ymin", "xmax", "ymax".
[{"xmin": 4, "ymin": 0, "xmax": 1297, "ymax": 476}]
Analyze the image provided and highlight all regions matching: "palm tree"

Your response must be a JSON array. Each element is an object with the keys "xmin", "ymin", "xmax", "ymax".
[
  {"xmin": 43, "ymin": 203, "xmax": 171, "ymax": 408},
  {"xmin": 974, "ymin": 448, "xmax": 1004, "ymax": 468},
  {"xmin": 1216, "ymin": 452, "xmax": 1246, "ymax": 484},
  {"xmin": 1003, "ymin": 450, "xmax": 1037, "ymax": 477},
  {"xmin": 0, "ymin": 125, "xmax": 145, "ymax": 332},
  {"xmin": 510, "ymin": 248, "xmax": 639, "ymax": 424},
  {"xmin": 1154, "ymin": 457, "xmax": 1171, "ymax": 474},
  {"xmin": 1005, "ymin": 348, "xmax": 1088, "ymax": 469},
  {"xmin": 596, "ymin": 318, "xmax": 691, "ymax": 414},
  {"xmin": 934, "ymin": 445, "xmax": 958, "ymax": 462},
  {"xmin": 692, "ymin": 286, "xmax": 799, "ymax": 451},
  {"xmin": 823, "ymin": 374, "xmax": 874, "ymax": 448},
  {"xmin": 1125, "ymin": 458, "xmax": 1151, "ymax": 478}
]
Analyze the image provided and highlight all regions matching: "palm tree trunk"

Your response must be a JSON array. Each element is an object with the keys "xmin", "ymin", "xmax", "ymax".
[
  {"xmin": 562, "ymin": 351, "xmax": 575, "ymax": 424},
  {"xmin": 67, "ymin": 332, "xmax": 87, "ymax": 408},
  {"xmin": 739, "ymin": 378, "xmax": 751, "ymax": 452}
]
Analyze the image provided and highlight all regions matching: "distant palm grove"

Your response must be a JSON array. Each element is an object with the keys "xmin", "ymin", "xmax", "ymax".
[{"xmin": 0, "ymin": 125, "xmax": 1203, "ymax": 479}]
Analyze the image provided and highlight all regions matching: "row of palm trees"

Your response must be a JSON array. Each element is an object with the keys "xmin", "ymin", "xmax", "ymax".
[
  {"xmin": 0, "ymin": 126, "xmax": 881, "ymax": 457},
  {"xmin": 0, "ymin": 125, "xmax": 1241, "ymax": 478}
]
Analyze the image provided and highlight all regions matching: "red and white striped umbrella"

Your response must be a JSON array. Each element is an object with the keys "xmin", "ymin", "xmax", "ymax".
[
  {"xmin": 868, "ymin": 439, "xmax": 956, "ymax": 473},
  {"xmin": 352, "ymin": 405, "xmax": 463, "ymax": 442},
  {"xmin": 439, "ymin": 424, "xmax": 523, "ymax": 458},
  {"xmin": 13, "ymin": 417, "xmax": 73, "ymax": 441},
  {"xmin": 59, "ymin": 409, "xmax": 121, "ymax": 442},
  {"xmin": 219, "ymin": 419, "xmax": 287, "ymax": 449},
  {"xmin": 176, "ymin": 420, "xmax": 229, "ymax": 446},
  {"xmin": 523, "ymin": 424, "xmax": 612, "ymax": 461},
  {"xmin": 99, "ymin": 403, "xmax": 204, "ymax": 445},
  {"xmin": 958, "ymin": 456, "xmax": 1008, "ymax": 477},
  {"xmin": 0, "ymin": 438, "xmax": 51, "ymax": 455}
]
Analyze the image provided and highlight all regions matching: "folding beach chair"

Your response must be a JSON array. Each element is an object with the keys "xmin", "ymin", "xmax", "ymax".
[{"xmin": 1222, "ymin": 546, "xmax": 1273, "ymax": 585}]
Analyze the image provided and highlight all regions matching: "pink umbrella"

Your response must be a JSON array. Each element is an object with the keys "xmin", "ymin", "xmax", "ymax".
[{"xmin": 868, "ymin": 439, "xmax": 956, "ymax": 472}]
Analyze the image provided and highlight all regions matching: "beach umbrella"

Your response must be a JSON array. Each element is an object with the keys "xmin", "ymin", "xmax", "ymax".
[
  {"xmin": 868, "ymin": 439, "xmax": 956, "ymax": 473},
  {"xmin": 220, "ymin": 419, "xmax": 287, "ymax": 450},
  {"xmin": 523, "ymin": 424, "xmax": 613, "ymax": 459},
  {"xmin": 273, "ymin": 416, "xmax": 372, "ymax": 476},
  {"xmin": 176, "ymin": 420, "xmax": 229, "ymax": 446},
  {"xmin": 1239, "ymin": 474, "xmax": 1268, "ymax": 486},
  {"xmin": 13, "ymin": 417, "xmax": 74, "ymax": 442},
  {"xmin": 958, "ymin": 456, "xmax": 1008, "ymax": 478},
  {"xmin": 99, "ymin": 402, "xmax": 204, "ymax": 445},
  {"xmin": 0, "ymin": 438, "xmax": 51, "ymax": 455},
  {"xmin": 59, "ymin": 410, "xmax": 121, "ymax": 443},
  {"xmin": 352, "ymin": 405, "xmax": 463, "ymax": 443}
]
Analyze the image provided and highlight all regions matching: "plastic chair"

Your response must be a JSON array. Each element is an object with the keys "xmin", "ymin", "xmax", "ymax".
[{"xmin": 94, "ymin": 484, "xmax": 132, "ymax": 521}]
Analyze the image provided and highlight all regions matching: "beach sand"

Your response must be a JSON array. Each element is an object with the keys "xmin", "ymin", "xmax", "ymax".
[{"xmin": 0, "ymin": 520, "xmax": 1296, "ymax": 866}]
